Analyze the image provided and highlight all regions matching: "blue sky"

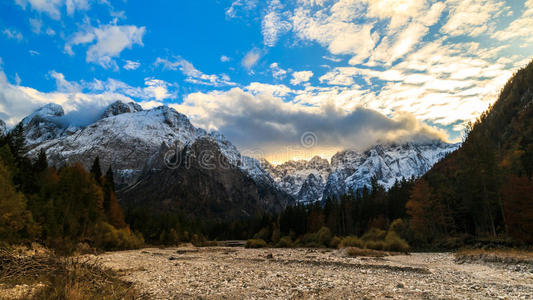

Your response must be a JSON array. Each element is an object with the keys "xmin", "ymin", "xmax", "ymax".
[{"xmin": 0, "ymin": 0, "xmax": 532, "ymax": 162}]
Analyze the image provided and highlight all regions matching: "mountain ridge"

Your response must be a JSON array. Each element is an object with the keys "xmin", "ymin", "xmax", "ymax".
[{"xmin": 8, "ymin": 101, "xmax": 458, "ymax": 207}]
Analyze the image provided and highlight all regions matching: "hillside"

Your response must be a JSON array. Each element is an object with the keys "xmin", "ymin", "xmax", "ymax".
[{"xmin": 409, "ymin": 60, "xmax": 533, "ymax": 244}]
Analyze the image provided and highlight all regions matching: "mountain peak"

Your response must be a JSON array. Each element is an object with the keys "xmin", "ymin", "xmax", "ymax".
[
  {"xmin": 22, "ymin": 103, "xmax": 64, "ymax": 126},
  {"xmin": 101, "ymin": 101, "xmax": 143, "ymax": 119}
]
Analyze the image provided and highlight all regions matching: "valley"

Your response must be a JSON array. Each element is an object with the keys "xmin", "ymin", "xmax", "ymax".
[{"xmin": 91, "ymin": 245, "xmax": 533, "ymax": 299}]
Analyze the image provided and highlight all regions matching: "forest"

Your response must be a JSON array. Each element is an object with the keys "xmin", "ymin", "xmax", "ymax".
[{"xmin": 1, "ymin": 60, "xmax": 532, "ymax": 253}]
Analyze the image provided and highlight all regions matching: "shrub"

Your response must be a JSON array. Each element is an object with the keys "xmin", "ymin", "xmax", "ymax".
[
  {"xmin": 276, "ymin": 236, "xmax": 293, "ymax": 248},
  {"xmin": 365, "ymin": 240, "xmax": 386, "ymax": 251},
  {"xmin": 361, "ymin": 228, "xmax": 387, "ymax": 242},
  {"xmin": 339, "ymin": 236, "xmax": 364, "ymax": 248},
  {"xmin": 253, "ymin": 227, "xmax": 271, "ymax": 242},
  {"xmin": 384, "ymin": 232, "xmax": 410, "ymax": 252},
  {"xmin": 94, "ymin": 222, "xmax": 144, "ymax": 251},
  {"xmin": 329, "ymin": 236, "xmax": 341, "ymax": 249},
  {"xmin": 298, "ymin": 233, "xmax": 322, "ymax": 248},
  {"xmin": 389, "ymin": 219, "xmax": 409, "ymax": 240},
  {"xmin": 346, "ymin": 247, "xmax": 388, "ymax": 258},
  {"xmin": 317, "ymin": 227, "xmax": 332, "ymax": 246},
  {"xmin": 245, "ymin": 239, "xmax": 267, "ymax": 248}
]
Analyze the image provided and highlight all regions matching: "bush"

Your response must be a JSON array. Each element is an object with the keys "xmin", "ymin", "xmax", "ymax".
[
  {"xmin": 389, "ymin": 219, "xmax": 409, "ymax": 240},
  {"xmin": 365, "ymin": 240, "xmax": 386, "ymax": 251},
  {"xmin": 346, "ymin": 247, "xmax": 388, "ymax": 257},
  {"xmin": 276, "ymin": 236, "xmax": 293, "ymax": 248},
  {"xmin": 94, "ymin": 222, "xmax": 144, "ymax": 251},
  {"xmin": 362, "ymin": 228, "xmax": 387, "ymax": 242},
  {"xmin": 317, "ymin": 227, "xmax": 332, "ymax": 246},
  {"xmin": 339, "ymin": 236, "xmax": 364, "ymax": 248},
  {"xmin": 253, "ymin": 227, "xmax": 271, "ymax": 242},
  {"xmin": 245, "ymin": 239, "xmax": 267, "ymax": 248},
  {"xmin": 298, "ymin": 233, "xmax": 322, "ymax": 248},
  {"xmin": 384, "ymin": 232, "xmax": 410, "ymax": 252},
  {"xmin": 329, "ymin": 236, "xmax": 341, "ymax": 248}
]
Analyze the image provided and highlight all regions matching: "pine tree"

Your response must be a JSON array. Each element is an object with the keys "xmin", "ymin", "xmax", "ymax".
[
  {"xmin": 33, "ymin": 149, "xmax": 48, "ymax": 173},
  {"xmin": 105, "ymin": 166, "xmax": 115, "ymax": 192},
  {"xmin": 90, "ymin": 156, "xmax": 102, "ymax": 184},
  {"xmin": 8, "ymin": 122, "xmax": 25, "ymax": 159}
]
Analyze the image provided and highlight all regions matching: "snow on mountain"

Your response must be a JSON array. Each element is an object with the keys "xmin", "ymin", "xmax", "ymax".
[
  {"xmin": 266, "ymin": 156, "xmax": 331, "ymax": 204},
  {"xmin": 323, "ymin": 142, "xmax": 459, "ymax": 200},
  {"xmin": 100, "ymin": 101, "xmax": 143, "ymax": 119},
  {"xmin": 266, "ymin": 142, "xmax": 459, "ymax": 204},
  {"xmin": 21, "ymin": 102, "xmax": 458, "ymax": 205},
  {"xmin": 21, "ymin": 103, "xmax": 68, "ymax": 147},
  {"xmin": 24, "ymin": 101, "xmax": 277, "ymax": 189}
]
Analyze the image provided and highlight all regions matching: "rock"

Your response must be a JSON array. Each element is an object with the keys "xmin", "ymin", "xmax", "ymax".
[
  {"xmin": 267, "ymin": 253, "xmax": 274, "ymax": 259},
  {"xmin": 396, "ymin": 282, "xmax": 405, "ymax": 289}
]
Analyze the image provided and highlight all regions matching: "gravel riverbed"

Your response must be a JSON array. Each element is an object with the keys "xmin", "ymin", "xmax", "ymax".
[{"xmin": 91, "ymin": 246, "xmax": 533, "ymax": 299}]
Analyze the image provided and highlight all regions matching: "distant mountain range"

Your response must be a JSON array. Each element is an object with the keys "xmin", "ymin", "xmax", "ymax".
[
  {"xmin": 4, "ymin": 101, "xmax": 458, "ymax": 217},
  {"xmin": 264, "ymin": 142, "xmax": 458, "ymax": 204}
]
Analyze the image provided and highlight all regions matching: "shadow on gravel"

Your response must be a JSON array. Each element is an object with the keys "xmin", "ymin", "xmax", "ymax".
[{"xmin": 239, "ymin": 257, "xmax": 432, "ymax": 274}]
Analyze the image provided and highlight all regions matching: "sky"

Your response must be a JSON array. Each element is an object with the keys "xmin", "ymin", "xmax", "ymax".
[{"xmin": 0, "ymin": 0, "xmax": 532, "ymax": 163}]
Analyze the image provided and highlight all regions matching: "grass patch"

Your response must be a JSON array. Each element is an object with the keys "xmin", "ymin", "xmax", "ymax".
[
  {"xmin": 245, "ymin": 239, "xmax": 268, "ymax": 248},
  {"xmin": 345, "ymin": 247, "xmax": 389, "ymax": 258},
  {"xmin": 0, "ymin": 247, "xmax": 143, "ymax": 299},
  {"xmin": 455, "ymin": 248, "xmax": 533, "ymax": 265},
  {"xmin": 339, "ymin": 236, "xmax": 364, "ymax": 248}
]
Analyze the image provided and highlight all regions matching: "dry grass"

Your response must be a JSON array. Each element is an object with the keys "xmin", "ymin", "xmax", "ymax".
[
  {"xmin": 455, "ymin": 248, "xmax": 533, "ymax": 265},
  {"xmin": 345, "ymin": 247, "xmax": 390, "ymax": 258},
  {"xmin": 0, "ymin": 247, "xmax": 145, "ymax": 300}
]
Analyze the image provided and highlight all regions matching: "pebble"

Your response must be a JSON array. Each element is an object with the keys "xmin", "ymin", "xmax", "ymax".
[{"xmin": 91, "ymin": 247, "xmax": 533, "ymax": 300}]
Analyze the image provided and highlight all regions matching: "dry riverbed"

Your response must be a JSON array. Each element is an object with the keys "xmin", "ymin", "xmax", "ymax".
[{"xmin": 91, "ymin": 246, "xmax": 533, "ymax": 299}]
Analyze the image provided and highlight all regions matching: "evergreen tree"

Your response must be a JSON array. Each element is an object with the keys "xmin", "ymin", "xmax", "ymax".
[
  {"xmin": 90, "ymin": 156, "xmax": 102, "ymax": 184},
  {"xmin": 105, "ymin": 166, "xmax": 115, "ymax": 192},
  {"xmin": 8, "ymin": 122, "xmax": 25, "ymax": 159}
]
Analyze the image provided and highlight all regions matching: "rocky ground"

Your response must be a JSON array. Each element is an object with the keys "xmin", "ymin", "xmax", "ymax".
[{"xmin": 91, "ymin": 246, "xmax": 533, "ymax": 299}]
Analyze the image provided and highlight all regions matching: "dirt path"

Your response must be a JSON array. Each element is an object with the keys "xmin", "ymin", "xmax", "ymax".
[{"xmin": 91, "ymin": 247, "xmax": 533, "ymax": 299}]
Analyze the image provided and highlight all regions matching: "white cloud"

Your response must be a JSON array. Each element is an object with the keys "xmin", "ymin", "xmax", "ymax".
[
  {"xmin": 15, "ymin": 0, "xmax": 92, "ymax": 19},
  {"xmin": 29, "ymin": 50, "xmax": 40, "ymax": 56},
  {"xmin": 364, "ymin": 0, "xmax": 428, "ymax": 30},
  {"xmin": 441, "ymin": 0, "xmax": 506, "ymax": 37},
  {"xmin": 143, "ymin": 78, "xmax": 174, "ymax": 101},
  {"xmin": 370, "ymin": 22, "xmax": 429, "ymax": 65},
  {"xmin": 3, "ymin": 29, "xmax": 23, "ymax": 42},
  {"xmin": 291, "ymin": 5, "xmax": 377, "ymax": 65},
  {"xmin": 270, "ymin": 63, "xmax": 287, "ymax": 80},
  {"xmin": 290, "ymin": 70, "xmax": 314, "ymax": 85},
  {"xmin": 0, "ymin": 70, "xmax": 138, "ymax": 126},
  {"xmin": 155, "ymin": 57, "xmax": 235, "ymax": 87},
  {"xmin": 226, "ymin": 0, "xmax": 257, "ymax": 18},
  {"xmin": 66, "ymin": 24, "xmax": 146, "ymax": 69},
  {"xmin": 220, "ymin": 55, "xmax": 231, "ymax": 62},
  {"xmin": 172, "ymin": 87, "xmax": 447, "ymax": 157},
  {"xmin": 242, "ymin": 48, "xmax": 261, "ymax": 70},
  {"xmin": 492, "ymin": 0, "xmax": 533, "ymax": 43},
  {"xmin": 29, "ymin": 18, "xmax": 42, "ymax": 34},
  {"xmin": 123, "ymin": 60, "xmax": 140, "ymax": 70},
  {"xmin": 46, "ymin": 28, "xmax": 56, "ymax": 36},
  {"xmin": 262, "ymin": 0, "xmax": 291, "ymax": 47}
]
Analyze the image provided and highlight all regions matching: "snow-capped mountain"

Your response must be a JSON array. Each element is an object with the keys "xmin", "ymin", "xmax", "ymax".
[
  {"xmin": 264, "ymin": 156, "xmax": 331, "ymax": 203},
  {"xmin": 267, "ymin": 142, "xmax": 459, "ymax": 204},
  {"xmin": 23, "ymin": 101, "xmax": 277, "ymax": 189},
  {"xmin": 21, "ymin": 103, "xmax": 69, "ymax": 147},
  {"xmin": 16, "ymin": 101, "xmax": 458, "ymax": 207}
]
